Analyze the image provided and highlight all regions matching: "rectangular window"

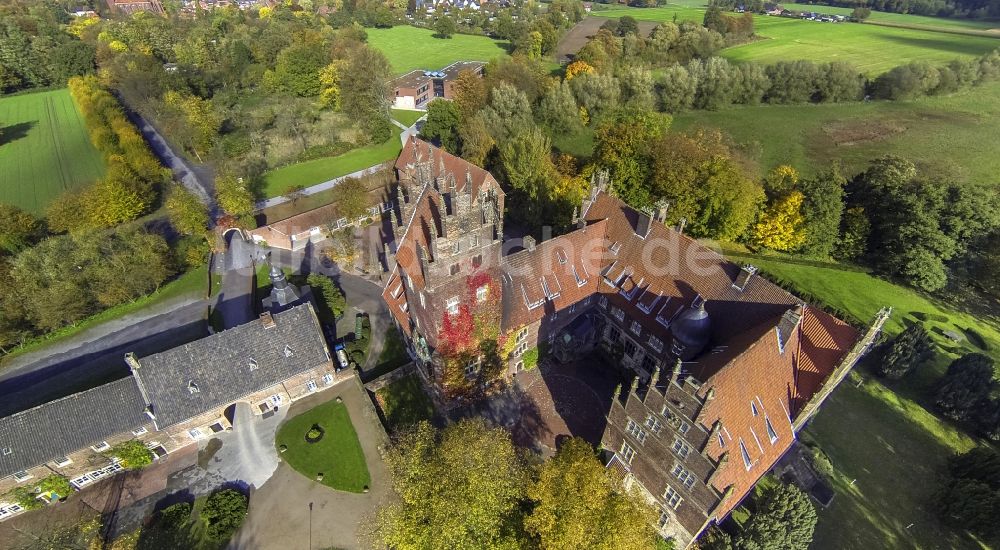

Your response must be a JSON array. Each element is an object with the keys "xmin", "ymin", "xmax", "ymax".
[
  {"xmin": 663, "ymin": 486, "xmax": 683, "ymax": 509},
  {"xmin": 323, "ymin": 373, "xmax": 334, "ymax": 385},
  {"xmin": 630, "ymin": 320, "xmax": 642, "ymax": 335},
  {"xmin": 620, "ymin": 441, "xmax": 637, "ymax": 464},
  {"xmin": 765, "ymin": 416, "xmax": 779, "ymax": 444},
  {"xmin": 626, "ymin": 419, "xmax": 647, "ymax": 444},
  {"xmin": 471, "ymin": 235, "xmax": 480, "ymax": 247},
  {"xmin": 740, "ymin": 439, "xmax": 753, "ymax": 470},
  {"xmin": 450, "ymin": 263, "xmax": 460, "ymax": 276},
  {"xmin": 54, "ymin": 456, "xmax": 72, "ymax": 467},
  {"xmin": 307, "ymin": 379, "xmax": 318, "ymax": 392},
  {"xmin": 671, "ymin": 464, "xmax": 696, "ymax": 489},
  {"xmin": 472, "ymin": 254, "xmax": 483, "ymax": 268},
  {"xmin": 132, "ymin": 427, "xmax": 147, "ymax": 436},
  {"xmin": 91, "ymin": 441, "xmax": 110, "ymax": 452},
  {"xmin": 599, "ymin": 295, "xmax": 608, "ymax": 309},
  {"xmin": 679, "ymin": 421, "xmax": 691, "ymax": 435},
  {"xmin": 608, "ymin": 326, "xmax": 621, "ymax": 343},
  {"xmin": 476, "ymin": 285, "xmax": 489, "ymax": 303},
  {"xmin": 189, "ymin": 428, "xmax": 204, "ymax": 440},
  {"xmin": 672, "ymin": 439, "xmax": 692, "ymax": 459},
  {"xmin": 649, "ymin": 336, "xmax": 664, "ymax": 353},
  {"xmin": 13, "ymin": 471, "xmax": 31, "ymax": 483},
  {"xmin": 446, "ymin": 297, "xmax": 460, "ymax": 315},
  {"xmin": 645, "ymin": 415, "xmax": 663, "ymax": 434},
  {"xmin": 452, "ymin": 241, "xmax": 460, "ymax": 254},
  {"xmin": 612, "ymin": 307, "xmax": 625, "ymax": 322},
  {"xmin": 658, "ymin": 508, "xmax": 670, "ymax": 528}
]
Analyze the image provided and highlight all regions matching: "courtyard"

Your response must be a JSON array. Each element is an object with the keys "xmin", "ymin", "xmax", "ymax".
[{"xmin": 470, "ymin": 356, "xmax": 625, "ymax": 457}]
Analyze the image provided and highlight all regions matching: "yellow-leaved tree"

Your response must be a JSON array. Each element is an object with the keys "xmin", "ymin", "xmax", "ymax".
[
  {"xmin": 565, "ymin": 60, "xmax": 595, "ymax": 81},
  {"xmin": 752, "ymin": 190, "xmax": 807, "ymax": 251},
  {"xmin": 525, "ymin": 437, "xmax": 658, "ymax": 550}
]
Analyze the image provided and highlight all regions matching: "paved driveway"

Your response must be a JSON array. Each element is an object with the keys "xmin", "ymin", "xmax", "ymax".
[
  {"xmin": 230, "ymin": 378, "xmax": 391, "ymax": 550},
  {"xmin": 201, "ymin": 402, "xmax": 287, "ymax": 490}
]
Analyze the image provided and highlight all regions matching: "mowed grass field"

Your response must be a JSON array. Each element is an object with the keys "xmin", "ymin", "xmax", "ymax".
[
  {"xmin": 367, "ymin": 26, "xmax": 511, "ymax": 75},
  {"xmin": 725, "ymin": 15, "xmax": 1000, "ymax": 73},
  {"xmin": 782, "ymin": 3, "xmax": 1000, "ymax": 31},
  {"xmin": 0, "ymin": 89, "xmax": 104, "ymax": 214},
  {"xmin": 593, "ymin": 4, "xmax": 1000, "ymax": 73},
  {"xmin": 672, "ymin": 79, "xmax": 1000, "ymax": 183}
]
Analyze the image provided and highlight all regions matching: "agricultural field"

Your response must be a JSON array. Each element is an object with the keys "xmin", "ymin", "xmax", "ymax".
[
  {"xmin": 725, "ymin": 15, "xmax": 1000, "ymax": 73},
  {"xmin": 592, "ymin": 4, "xmax": 1000, "ymax": 73},
  {"xmin": 672, "ymin": 79, "xmax": 1000, "ymax": 184},
  {"xmin": 366, "ymin": 26, "xmax": 511, "ymax": 75},
  {"xmin": 718, "ymin": 247, "xmax": 996, "ymax": 549},
  {"xmin": 0, "ymin": 89, "xmax": 105, "ymax": 214}
]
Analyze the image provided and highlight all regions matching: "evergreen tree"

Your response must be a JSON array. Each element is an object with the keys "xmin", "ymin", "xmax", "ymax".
[
  {"xmin": 877, "ymin": 323, "xmax": 934, "ymax": 379},
  {"xmin": 937, "ymin": 448, "xmax": 1000, "ymax": 540},
  {"xmin": 935, "ymin": 353, "xmax": 996, "ymax": 421},
  {"xmin": 735, "ymin": 481, "xmax": 817, "ymax": 550}
]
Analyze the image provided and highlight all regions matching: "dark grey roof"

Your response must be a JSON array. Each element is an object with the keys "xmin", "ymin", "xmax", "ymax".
[
  {"xmin": 133, "ymin": 304, "xmax": 330, "ymax": 428},
  {"xmin": 0, "ymin": 378, "xmax": 148, "ymax": 479}
]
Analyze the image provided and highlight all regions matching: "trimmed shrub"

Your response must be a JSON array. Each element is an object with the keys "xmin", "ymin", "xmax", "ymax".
[{"xmin": 202, "ymin": 489, "xmax": 249, "ymax": 541}]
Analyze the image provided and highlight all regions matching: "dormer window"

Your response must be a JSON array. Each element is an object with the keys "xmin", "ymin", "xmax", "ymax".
[
  {"xmin": 740, "ymin": 439, "xmax": 753, "ymax": 470},
  {"xmin": 556, "ymin": 250, "xmax": 567, "ymax": 265},
  {"xmin": 2, "ymin": 447, "xmax": 11, "ymax": 456},
  {"xmin": 249, "ymin": 358, "xmax": 259, "ymax": 371},
  {"xmin": 188, "ymin": 380, "xmax": 200, "ymax": 394},
  {"xmin": 751, "ymin": 401, "xmax": 759, "ymax": 416},
  {"xmin": 765, "ymin": 416, "xmax": 779, "ymax": 443},
  {"xmin": 631, "ymin": 321, "xmax": 642, "ymax": 335},
  {"xmin": 284, "ymin": 345, "xmax": 295, "ymax": 358},
  {"xmin": 610, "ymin": 241, "xmax": 621, "ymax": 255}
]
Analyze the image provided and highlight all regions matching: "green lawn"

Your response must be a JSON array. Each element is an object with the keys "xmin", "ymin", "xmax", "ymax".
[
  {"xmin": 804, "ymin": 378, "xmax": 981, "ymax": 550},
  {"xmin": 592, "ymin": 4, "xmax": 1000, "ymax": 73},
  {"xmin": 0, "ymin": 88, "xmax": 105, "ymax": 214},
  {"xmin": 671, "ymin": 80, "xmax": 1000, "ymax": 183},
  {"xmin": 261, "ymin": 130, "xmax": 402, "ymax": 198},
  {"xmin": 275, "ymin": 398, "xmax": 371, "ymax": 493},
  {"xmin": 716, "ymin": 247, "xmax": 997, "ymax": 549},
  {"xmin": 723, "ymin": 15, "xmax": 1000, "ymax": 73},
  {"xmin": 0, "ymin": 265, "xmax": 209, "ymax": 366},
  {"xmin": 375, "ymin": 374, "xmax": 434, "ymax": 430},
  {"xmin": 391, "ymin": 108, "xmax": 425, "ymax": 127},
  {"xmin": 366, "ymin": 26, "xmax": 511, "ymax": 75}
]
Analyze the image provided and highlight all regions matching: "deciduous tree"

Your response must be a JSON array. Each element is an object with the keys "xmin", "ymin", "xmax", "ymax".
[
  {"xmin": 525, "ymin": 438, "xmax": 657, "ymax": 550},
  {"xmin": 0, "ymin": 203, "xmax": 44, "ymax": 254},
  {"xmin": 165, "ymin": 184, "xmax": 209, "ymax": 237},
  {"xmin": 752, "ymin": 191, "xmax": 807, "ymax": 252},
  {"xmin": 373, "ymin": 420, "xmax": 529, "ymax": 550},
  {"xmin": 420, "ymin": 99, "xmax": 461, "ymax": 153}
]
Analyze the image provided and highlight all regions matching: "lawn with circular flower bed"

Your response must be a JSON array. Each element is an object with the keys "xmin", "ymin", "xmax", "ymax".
[{"xmin": 275, "ymin": 399, "xmax": 371, "ymax": 493}]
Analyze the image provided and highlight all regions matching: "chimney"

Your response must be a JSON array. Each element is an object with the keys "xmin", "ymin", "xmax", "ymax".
[
  {"xmin": 776, "ymin": 305, "xmax": 803, "ymax": 353},
  {"xmin": 676, "ymin": 217, "xmax": 687, "ymax": 235},
  {"xmin": 383, "ymin": 242, "xmax": 395, "ymax": 270},
  {"xmin": 523, "ymin": 235, "xmax": 536, "ymax": 252},
  {"xmin": 705, "ymin": 420, "xmax": 722, "ymax": 453},
  {"xmin": 260, "ymin": 311, "xmax": 276, "ymax": 329},
  {"xmin": 125, "ymin": 352, "xmax": 141, "ymax": 372},
  {"xmin": 655, "ymin": 200, "xmax": 669, "ymax": 223},
  {"xmin": 635, "ymin": 211, "xmax": 653, "ymax": 238},
  {"xmin": 733, "ymin": 264, "xmax": 758, "ymax": 292}
]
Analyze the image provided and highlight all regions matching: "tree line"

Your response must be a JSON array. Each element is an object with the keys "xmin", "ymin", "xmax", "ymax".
[
  {"xmin": 571, "ymin": 19, "xmax": 1000, "ymax": 113},
  {"xmin": 51, "ymin": 75, "xmax": 169, "ymax": 231}
]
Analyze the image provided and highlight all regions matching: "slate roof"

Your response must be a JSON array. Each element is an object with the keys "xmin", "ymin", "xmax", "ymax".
[
  {"xmin": 0, "ymin": 378, "xmax": 148, "ymax": 479},
  {"xmin": 132, "ymin": 304, "xmax": 331, "ymax": 428}
]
